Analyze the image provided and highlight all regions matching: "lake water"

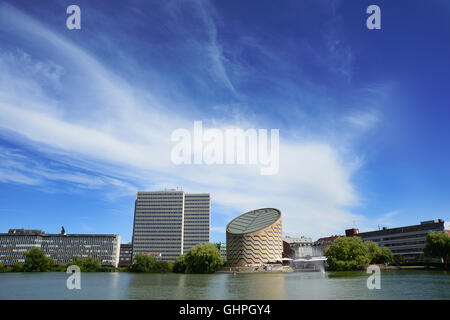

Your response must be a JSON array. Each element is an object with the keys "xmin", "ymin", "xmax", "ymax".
[{"xmin": 0, "ymin": 270, "xmax": 448, "ymax": 300}]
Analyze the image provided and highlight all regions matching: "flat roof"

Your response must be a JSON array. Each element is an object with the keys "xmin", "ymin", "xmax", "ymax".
[
  {"xmin": 226, "ymin": 208, "xmax": 281, "ymax": 235},
  {"xmin": 357, "ymin": 220, "xmax": 445, "ymax": 237},
  {"xmin": 0, "ymin": 232, "xmax": 119, "ymax": 237}
]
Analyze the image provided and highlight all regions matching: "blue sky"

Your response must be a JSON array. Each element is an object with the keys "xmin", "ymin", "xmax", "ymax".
[{"xmin": 0, "ymin": 0, "xmax": 449, "ymax": 243}]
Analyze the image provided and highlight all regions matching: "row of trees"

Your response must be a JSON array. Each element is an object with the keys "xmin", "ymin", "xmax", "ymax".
[
  {"xmin": 130, "ymin": 243, "xmax": 225, "ymax": 274},
  {"xmin": 128, "ymin": 254, "xmax": 173, "ymax": 273},
  {"xmin": 1, "ymin": 243, "xmax": 225, "ymax": 274},
  {"xmin": 324, "ymin": 231, "xmax": 450, "ymax": 271},
  {"xmin": 0, "ymin": 247, "xmax": 56, "ymax": 272},
  {"xmin": 324, "ymin": 237, "xmax": 394, "ymax": 270}
]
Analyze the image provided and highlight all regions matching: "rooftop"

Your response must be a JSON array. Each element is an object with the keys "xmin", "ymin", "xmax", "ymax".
[
  {"xmin": 226, "ymin": 208, "xmax": 281, "ymax": 235},
  {"xmin": 1, "ymin": 229, "xmax": 119, "ymax": 237}
]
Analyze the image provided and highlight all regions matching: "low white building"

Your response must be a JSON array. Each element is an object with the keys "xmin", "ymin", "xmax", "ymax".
[{"xmin": 0, "ymin": 229, "xmax": 121, "ymax": 267}]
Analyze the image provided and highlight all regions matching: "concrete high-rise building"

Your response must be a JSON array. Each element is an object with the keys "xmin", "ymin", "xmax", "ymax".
[
  {"xmin": 131, "ymin": 190, "xmax": 210, "ymax": 262},
  {"xmin": 183, "ymin": 194, "xmax": 210, "ymax": 253},
  {"xmin": 0, "ymin": 229, "xmax": 121, "ymax": 267}
]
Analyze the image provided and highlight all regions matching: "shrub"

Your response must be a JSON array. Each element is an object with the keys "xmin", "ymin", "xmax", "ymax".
[
  {"xmin": 324, "ymin": 237, "xmax": 371, "ymax": 270},
  {"xmin": 365, "ymin": 241, "xmax": 394, "ymax": 264},
  {"xmin": 183, "ymin": 243, "xmax": 224, "ymax": 274},
  {"xmin": 129, "ymin": 254, "xmax": 172, "ymax": 273},
  {"xmin": 173, "ymin": 254, "xmax": 187, "ymax": 273},
  {"xmin": 424, "ymin": 231, "xmax": 450, "ymax": 262},
  {"xmin": 70, "ymin": 256, "xmax": 103, "ymax": 272},
  {"xmin": 23, "ymin": 248, "xmax": 55, "ymax": 272}
]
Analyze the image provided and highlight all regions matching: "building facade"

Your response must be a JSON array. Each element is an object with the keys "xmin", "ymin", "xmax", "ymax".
[
  {"xmin": 131, "ymin": 190, "xmax": 210, "ymax": 262},
  {"xmin": 226, "ymin": 208, "xmax": 282, "ymax": 267},
  {"xmin": 283, "ymin": 236, "xmax": 312, "ymax": 244},
  {"xmin": 216, "ymin": 242, "xmax": 227, "ymax": 259},
  {"xmin": 119, "ymin": 243, "xmax": 132, "ymax": 266},
  {"xmin": 0, "ymin": 229, "xmax": 121, "ymax": 267},
  {"xmin": 183, "ymin": 194, "xmax": 210, "ymax": 253},
  {"xmin": 346, "ymin": 219, "xmax": 449, "ymax": 262},
  {"xmin": 310, "ymin": 235, "xmax": 342, "ymax": 257},
  {"xmin": 283, "ymin": 236, "xmax": 315, "ymax": 258}
]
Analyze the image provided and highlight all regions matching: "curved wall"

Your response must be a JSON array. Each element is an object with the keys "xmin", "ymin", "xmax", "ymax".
[{"xmin": 226, "ymin": 209, "xmax": 282, "ymax": 267}]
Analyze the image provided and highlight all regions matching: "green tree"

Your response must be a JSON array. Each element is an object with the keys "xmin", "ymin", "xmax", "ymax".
[
  {"xmin": 153, "ymin": 261, "xmax": 173, "ymax": 273},
  {"xmin": 365, "ymin": 241, "xmax": 394, "ymax": 264},
  {"xmin": 13, "ymin": 262, "xmax": 24, "ymax": 272},
  {"xmin": 173, "ymin": 254, "xmax": 187, "ymax": 273},
  {"xmin": 424, "ymin": 231, "xmax": 450, "ymax": 262},
  {"xmin": 378, "ymin": 247, "xmax": 394, "ymax": 264},
  {"xmin": 129, "ymin": 254, "xmax": 172, "ymax": 273},
  {"xmin": 0, "ymin": 262, "xmax": 14, "ymax": 273},
  {"xmin": 70, "ymin": 256, "xmax": 102, "ymax": 272},
  {"xmin": 183, "ymin": 243, "xmax": 224, "ymax": 274},
  {"xmin": 129, "ymin": 254, "xmax": 156, "ymax": 272},
  {"xmin": 324, "ymin": 237, "xmax": 371, "ymax": 270},
  {"xmin": 23, "ymin": 248, "xmax": 55, "ymax": 272}
]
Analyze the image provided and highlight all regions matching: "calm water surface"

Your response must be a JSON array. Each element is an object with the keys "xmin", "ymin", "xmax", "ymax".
[{"xmin": 0, "ymin": 270, "xmax": 448, "ymax": 299}]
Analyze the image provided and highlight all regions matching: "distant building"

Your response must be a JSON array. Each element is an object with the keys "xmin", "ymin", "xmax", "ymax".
[
  {"xmin": 119, "ymin": 243, "xmax": 132, "ymax": 266},
  {"xmin": 131, "ymin": 190, "xmax": 210, "ymax": 262},
  {"xmin": 282, "ymin": 236, "xmax": 312, "ymax": 244},
  {"xmin": 314, "ymin": 235, "xmax": 342, "ymax": 246},
  {"xmin": 226, "ymin": 208, "xmax": 282, "ymax": 267},
  {"xmin": 282, "ymin": 241, "xmax": 294, "ymax": 258},
  {"xmin": 345, "ymin": 219, "xmax": 449, "ymax": 262},
  {"xmin": 0, "ymin": 229, "xmax": 121, "ymax": 267},
  {"xmin": 345, "ymin": 228, "xmax": 359, "ymax": 237},
  {"xmin": 310, "ymin": 235, "xmax": 342, "ymax": 257},
  {"xmin": 215, "ymin": 242, "xmax": 226, "ymax": 259}
]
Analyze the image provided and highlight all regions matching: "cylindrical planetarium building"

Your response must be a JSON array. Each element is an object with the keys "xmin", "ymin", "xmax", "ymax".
[{"xmin": 226, "ymin": 208, "xmax": 282, "ymax": 267}]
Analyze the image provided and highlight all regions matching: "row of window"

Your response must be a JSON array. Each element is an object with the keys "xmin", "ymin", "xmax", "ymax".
[
  {"xmin": 360, "ymin": 226, "xmax": 443, "ymax": 238},
  {"xmin": 134, "ymin": 226, "xmax": 183, "ymax": 229},
  {"xmin": 136, "ymin": 201, "xmax": 183, "ymax": 204},
  {"xmin": 383, "ymin": 241, "xmax": 425, "ymax": 247},
  {"xmin": 135, "ymin": 223, "xmax": 182, "ymax": 226},
  {"xmin": 133, "ymin": 238, "xmax": 182, "ymax": 241},
  {"xmin": 135, "ymin": 212, "xmax": 183, "ymax": 216}
]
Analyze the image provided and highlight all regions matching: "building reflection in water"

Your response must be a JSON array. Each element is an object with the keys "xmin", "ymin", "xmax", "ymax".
[{"xmin": 125, "ymin": 272, "xmax": 290, "ymax": 299}]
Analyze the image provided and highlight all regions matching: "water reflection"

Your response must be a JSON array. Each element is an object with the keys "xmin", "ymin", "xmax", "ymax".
[
  {"xmin": 224, "ymin": 273, "xmax": 287, "ymax": 299},
  {"xmin": 1, "ymin": 270, "xmax": 449, "ymax": 299}
]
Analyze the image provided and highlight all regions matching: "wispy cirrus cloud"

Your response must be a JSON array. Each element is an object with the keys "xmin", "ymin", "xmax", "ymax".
[{"xmin": 0, "ymin": 1, "xmax": 392, "ymax": 239}]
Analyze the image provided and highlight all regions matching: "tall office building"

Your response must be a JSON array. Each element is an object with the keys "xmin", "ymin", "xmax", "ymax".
[
  {"xmin": 131, "ymin": 190, "xmax": 210, "ymax": 262},
  {"xmin": 183, "ymin": 194, "xmax": 210, "ymax": 253}
]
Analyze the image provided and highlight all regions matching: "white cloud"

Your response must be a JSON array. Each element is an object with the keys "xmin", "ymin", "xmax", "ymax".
[
  {"xmin": 0, "ymin": 3, "xmax": 370, "ymax": 240},
  {"xmin": 344, "ymin": 110, "xmax": 379, "ymax": 130},
  {"xmin": 211, "ymin": 226, "xmax": 226, "ymax": 234}
]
